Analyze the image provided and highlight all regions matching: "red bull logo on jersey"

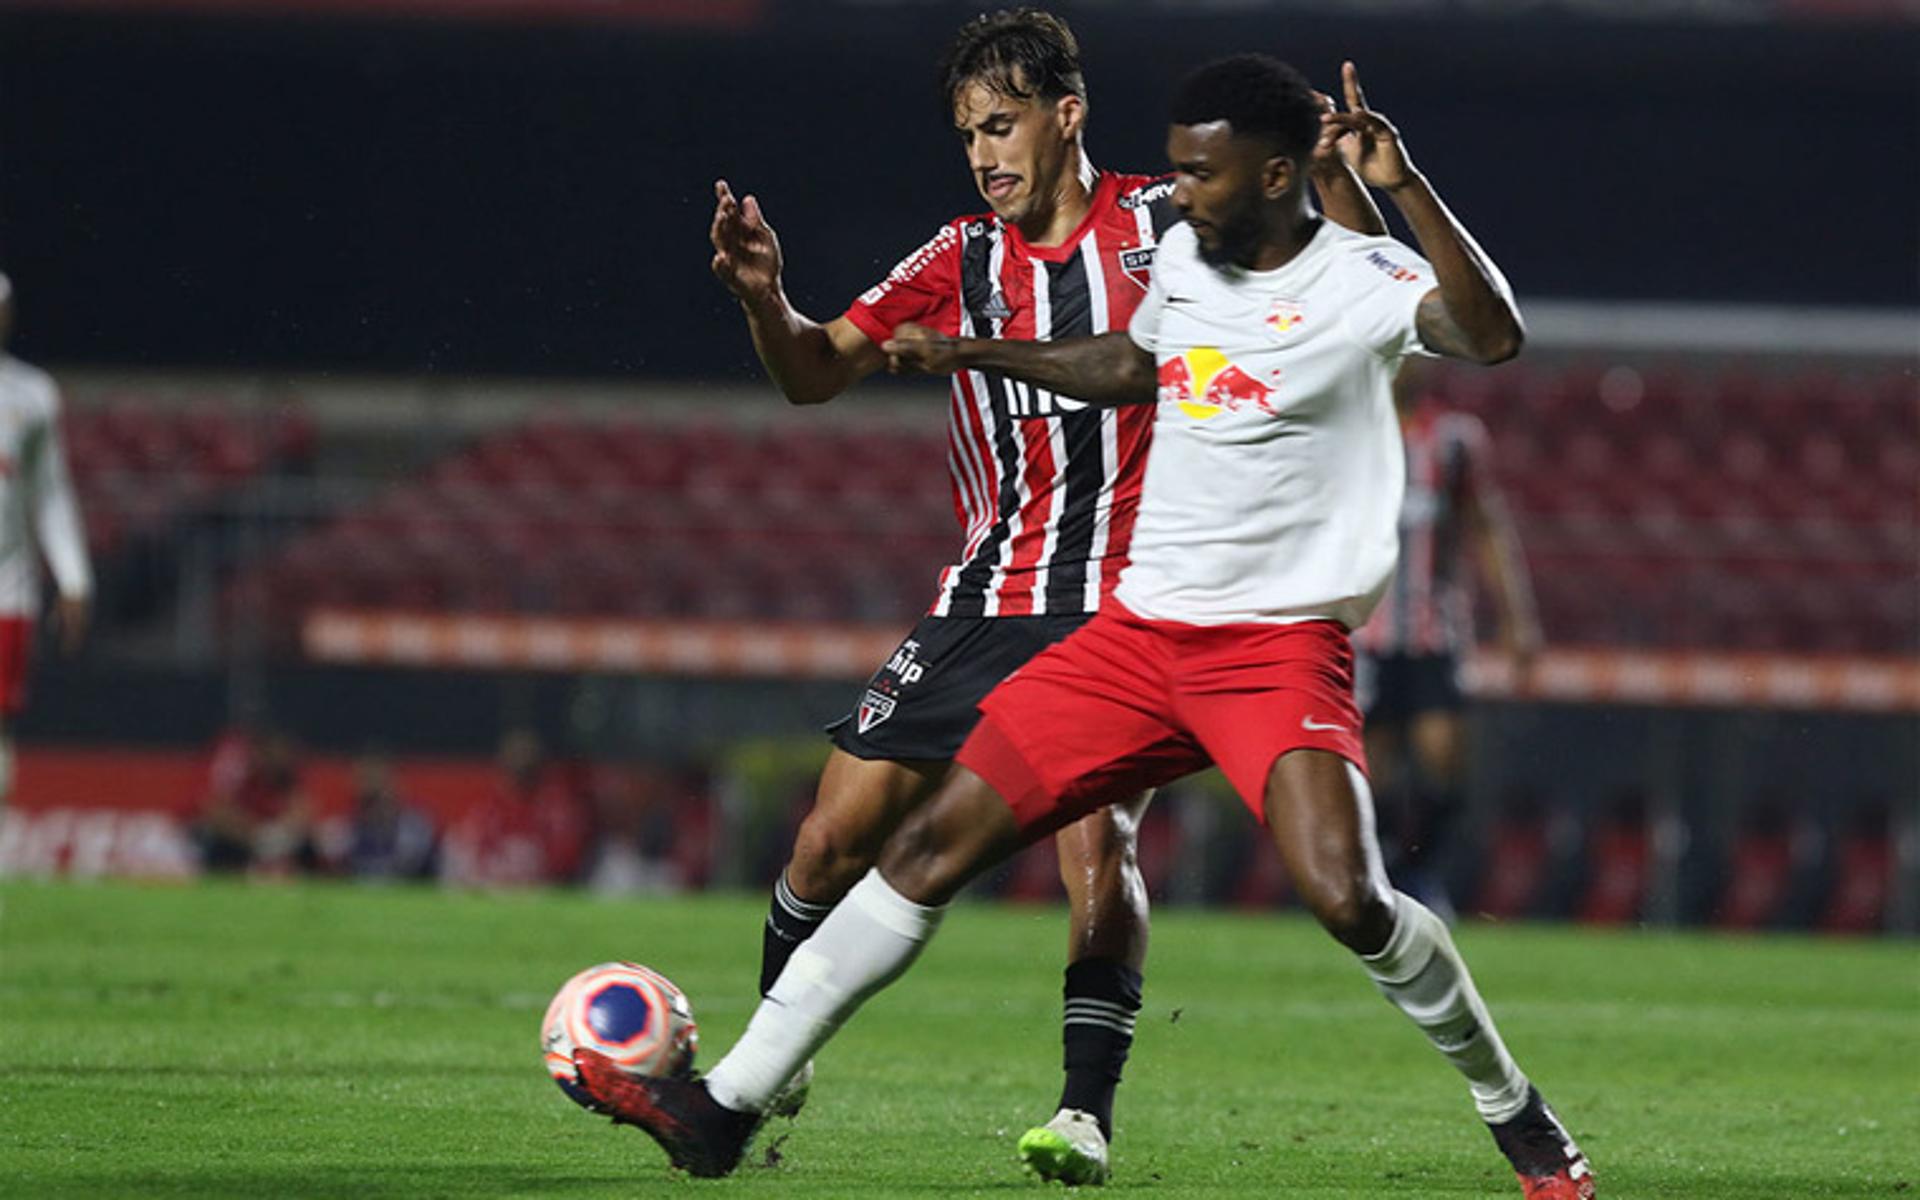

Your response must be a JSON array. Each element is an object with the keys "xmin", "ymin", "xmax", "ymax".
[
  {"xmin": 1157, "ymin": 346, "xmax": 1280, "ymax": 419},
  {"xmin": 1266, "ymin": 298, "xmax": 1307, "ymax": 337}
]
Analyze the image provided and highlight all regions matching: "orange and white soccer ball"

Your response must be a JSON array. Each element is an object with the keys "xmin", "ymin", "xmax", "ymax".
[{"xmin": 541, "ymin": 961, "xmax": 698, "ymax": 1109}]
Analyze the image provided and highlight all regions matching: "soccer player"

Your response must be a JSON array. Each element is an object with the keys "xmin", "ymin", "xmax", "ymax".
[
  {"xmin": 702, "ymin": 9, "xmax": 1383, "ymax": 1182},
  {"xmin": 0, "ymin": 272, "xmax": 93, "ymax": 808},
  {"xmin": 1353, "ymin": 362, "xmax": 1541, "ymax": 920},
  {"xmin": 580, "ymin": 54, "xmax": 1597, "ymax": 1199}
]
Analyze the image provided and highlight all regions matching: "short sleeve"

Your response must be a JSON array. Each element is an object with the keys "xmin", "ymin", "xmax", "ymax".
[
  {"xmin": 843, "ymin": 223, "xmax": 962, "ymax": 345},
  {"xmin": 1128, "ymin": 223, "xmax": 1187, "ymax": 355},
  {"xmin": 1339, "ymin": 237, "xmax": 1436, "ymax": 361},
  {"xmin": 1127, "ymin": 264, "xmax": 1168, "ymax": 354}
]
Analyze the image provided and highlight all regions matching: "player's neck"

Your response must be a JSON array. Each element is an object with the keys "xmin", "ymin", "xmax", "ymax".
[
  {"xmin": 1245, "ymin": 209, "xmax": 1321, "ymax": 273},
  {"xmin": 1013, "ymin": 153, "xmax": 1096, "ymax": 247}
]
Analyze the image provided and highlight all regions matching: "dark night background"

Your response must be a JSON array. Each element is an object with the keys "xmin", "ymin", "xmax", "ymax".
[{"xmin": 2, "ymin": 3, "xmax": 1915, "ymax": 378}]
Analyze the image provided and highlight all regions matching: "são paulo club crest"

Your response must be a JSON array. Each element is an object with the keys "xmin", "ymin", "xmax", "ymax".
[{"xmin": 856, "ymin": 689, "xmax": 897, "ymax": 734}]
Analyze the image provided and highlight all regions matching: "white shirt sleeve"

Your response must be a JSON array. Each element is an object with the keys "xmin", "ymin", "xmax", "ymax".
[
  {"xmin": 1127, "ymin": 263, "xmax": 1168, "ymax": 355},
  {"xmin": 1339, "ymin": 236, "xmax": 1436, "ymax": 361},
  {"xmin": 1128, "ymin": 224, "xmax": 1188, "ymax": 355},
  {"xmin": 28, "ymin": 387, "xmax": 93, "ymax": 600}
]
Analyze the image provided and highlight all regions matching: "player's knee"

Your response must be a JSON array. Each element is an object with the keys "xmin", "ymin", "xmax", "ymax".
[
  {"xmin": 1303, "ymin": 874, "xmax": 1395, "ymax": 953},
  {"xmin": 788, "ymin": 810, "xmax": 881, "ymax": 899}
]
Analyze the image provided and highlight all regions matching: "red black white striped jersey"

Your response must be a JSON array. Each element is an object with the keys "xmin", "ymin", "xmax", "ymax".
[
  {"xmin": 1352, "ymin": 403, "xmax": 1496, "ymax": 656},
  {"xmin": 843, "ymin": 170, "xmax": 1180, "ymax": 618}
]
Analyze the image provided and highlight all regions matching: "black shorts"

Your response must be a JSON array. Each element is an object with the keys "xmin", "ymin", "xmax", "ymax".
[
  {"xmin": 828, "ymin": 613, "xmax": 1094, "ymax": 763},
  {"xmin": 1356, "ymin": 651, "xmax": 1465, "ymax": 724}
]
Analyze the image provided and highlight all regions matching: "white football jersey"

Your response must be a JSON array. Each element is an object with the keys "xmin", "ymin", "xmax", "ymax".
[
  {"xmin": 1117, "ymin": 219, "xmax": 1433, "ymax": 628},
  {"xmin": 0, "ymin": 356, "xmax": 91, "ymax": 616}
]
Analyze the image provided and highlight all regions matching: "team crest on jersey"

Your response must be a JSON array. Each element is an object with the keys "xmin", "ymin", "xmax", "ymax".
[
  {"xmin": 1157, "ymin": 346, "xmax": 1281, "ymax": 419},
  {"xmin": 856, "ymin": 689, "xmax": 897, "ymax": 734},
  {"xmin": 1265, "ymin": 299, "xmax": 1307, "ymax": 338},
  {"xmin": 1119, "ymin": 246, "xmax": 1156, "ymax": 288}
]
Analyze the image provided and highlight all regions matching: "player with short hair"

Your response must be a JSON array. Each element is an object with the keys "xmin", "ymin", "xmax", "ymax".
[
  {"xmin": 581, "ymin": 53, "xmax": 1595, "ymax": 1199},
  {"xmin": 1354, "ymin": 362, "xmax": 1541, "ymax": 919},
  {"xmin": 703, "ymin": 10, "xmax": 1383, "ymax": 1182},
  {"xmin": 0, "ymin": 272, "xmax": 93, "ymax": 807}
]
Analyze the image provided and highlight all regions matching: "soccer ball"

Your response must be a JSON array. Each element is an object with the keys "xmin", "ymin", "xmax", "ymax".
[{"xmin": 541, "ymin": 961, "xmax": 698, "ymax": 1110}]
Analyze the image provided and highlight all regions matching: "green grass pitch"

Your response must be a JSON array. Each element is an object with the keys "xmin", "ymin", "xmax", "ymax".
[{"xmin": 1, "ymin": 881, "xmax": 1914, "ymax": 1198}]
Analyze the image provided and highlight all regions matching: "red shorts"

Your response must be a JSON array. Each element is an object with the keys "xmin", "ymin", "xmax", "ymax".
[
  {"xmin": 956, "ymin": 605, "xmax": 1366, "ymax": 836},
  {"xmin": 0, "ymin": 616, "xmax": 31, "ymax": 717}
]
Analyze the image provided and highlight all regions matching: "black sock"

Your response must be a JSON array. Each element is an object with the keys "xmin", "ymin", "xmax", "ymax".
[
  {"xmin": 1058, "ymin": 958, "xmax": 1143, "ymax": 1142},
  {"xmin": 759, "ymin": 872, "xmax": 833, "ymax": 996}
]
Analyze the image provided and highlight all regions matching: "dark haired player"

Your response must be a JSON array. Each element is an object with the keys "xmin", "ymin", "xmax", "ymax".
[
  {"xmin": 702, "ymin": 10, "xmax": 1383, "ymax": 1184},
  {"xmin": 586, "ymin": 54, "xmax": 1594, "ymax": 1197}
]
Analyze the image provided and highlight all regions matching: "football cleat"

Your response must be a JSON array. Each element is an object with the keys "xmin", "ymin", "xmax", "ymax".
[
  {"xmin": 767, "ymin": 1058, "xmax": 814, "ymax": 1120},
  {"xmin": 1489, "ymin": 1087, "xmax": 1596, "ymax": 1199},
  {"xmin": 1017, "ymin": 1107, "xmax": 1110, "ymax": 1186},
  {"xmin": 573, "ymin": 1049, "xmax": 760, "ymax": 1178}
]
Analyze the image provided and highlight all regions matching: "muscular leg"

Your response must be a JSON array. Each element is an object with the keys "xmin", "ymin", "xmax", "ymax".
[
  {"xmin": 1263, "ymin": 748, "xmax": 1530, "ymax": 1123},
  {"xmin": 705, "ymin": 766, "xmax": 1032, "ymax": 1113},
  {"xmin": 759, "ymin": 749, "xmax": 946, "ymax": 995},
  {"xmin": 1048, "ymin": 796, "xmax": 1150, "ymax": 1141}
]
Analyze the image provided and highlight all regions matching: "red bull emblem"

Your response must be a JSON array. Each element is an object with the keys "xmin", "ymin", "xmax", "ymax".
[
  {"xmin": 1157, "ymin": 346, "xmax": 1280, "ymax": 419},
  {"xmin": 1266, "ymin": 298, "xmax": 1306, "ymax": 337}
]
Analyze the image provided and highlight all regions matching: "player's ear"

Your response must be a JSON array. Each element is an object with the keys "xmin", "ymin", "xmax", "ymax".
[
  {"xmin": 1262, "ymin": 154, "xmax": 1297, "ymax": 200},
  {"xmin": 1054, "ymin": 92, "xmax": 1086, "ymax": 140}
]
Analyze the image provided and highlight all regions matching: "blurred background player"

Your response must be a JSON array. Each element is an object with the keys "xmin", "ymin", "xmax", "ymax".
[
  {"xmin": 580, "ymin": 55, "xmax": 1594, "ymax": 1200},
  {"xmin": 705, "ymin": 8, "xmax": 1384, "ymax": 1181},
  {"xmin": 0, "ymin": 271, "xmax": 93, "ymax": 809},
  {"xmin": 1353, "ymin": 360, "xmax": 1541, "ymax": 919}
]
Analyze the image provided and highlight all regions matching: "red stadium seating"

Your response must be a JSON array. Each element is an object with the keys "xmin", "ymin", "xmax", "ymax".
[{"xmin": 211, "ymin": 363, "xmax": 1914, "ymax": 657}]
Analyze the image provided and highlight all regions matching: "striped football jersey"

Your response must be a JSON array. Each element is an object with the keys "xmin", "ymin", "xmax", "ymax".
[{"xmin": 843, "ymin": 170, "xmax": 1179, "ymax": 617}]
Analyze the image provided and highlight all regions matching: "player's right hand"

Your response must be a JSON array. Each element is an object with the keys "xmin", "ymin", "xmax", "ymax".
[
  {"xmin": 881, "ymin": 322, "xmax": 960, "ymax": 376},
  {"xmin": 709, "ymin": 179, "xmax": 783, "ymax": 304}
]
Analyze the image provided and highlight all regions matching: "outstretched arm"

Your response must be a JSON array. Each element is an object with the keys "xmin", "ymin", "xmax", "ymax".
[
  {"xmin": 710, "ymin": 180, "xmax": 884, "ymax": 405},
  {"xmin": 1324, "ymin": 63, "xmax": 1524, "ymax": 364},
  {"xmin": 883, "ymin": 326, "xmax": 1157, "ymax": 408}
]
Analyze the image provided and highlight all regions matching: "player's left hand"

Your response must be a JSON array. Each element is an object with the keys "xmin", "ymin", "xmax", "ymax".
[
  {"xmin": 51, "ymin": 595, "xmax": 88, "ymax": 654},
  {"xmin": 881, "ymin": 322, "xmax": 960, "ymax": 376},
  {"xmin": 1320, "ymin": 62, "xmax": 1419, "ymax": 191}
]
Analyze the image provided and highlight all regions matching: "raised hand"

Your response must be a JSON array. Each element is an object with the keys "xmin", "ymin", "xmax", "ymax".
[
  {"xmin": 881, "ymin": 322, "xmax": 961, "ymax": 376},
  {"xmin": 709, "ymin": 179, "xmax": 785, "ymax": 304},
  {"xmin": 1310, "ymin": 90, "xmax": 1358, "ymax": 180},
  {"xmin": 1321, "ymin": 61, "xmax": 1417, "ymax": 191}
]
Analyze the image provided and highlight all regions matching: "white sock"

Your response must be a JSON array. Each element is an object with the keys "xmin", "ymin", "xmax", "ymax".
[
  {"xmin": 706, "ymin": 869, "xmax": 945, "ymax": 1113},
  {"xmin": 1362, "ymin": 891, "xmax": 1531, "ymax": 1123}
]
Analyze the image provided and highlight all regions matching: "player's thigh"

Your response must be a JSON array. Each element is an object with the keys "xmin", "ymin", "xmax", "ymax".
[
  {"xmin": 1262, "ymin": 750, "xmax": 1393, "ymax": 944},
  {"xmin": 878, "ymin": 764, "xmax": 1029, "ymax": 906}
]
